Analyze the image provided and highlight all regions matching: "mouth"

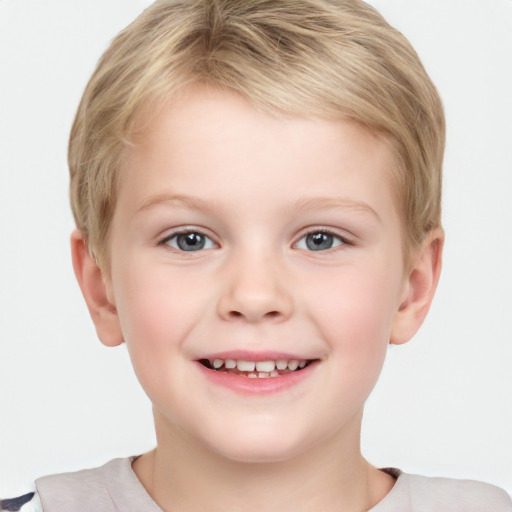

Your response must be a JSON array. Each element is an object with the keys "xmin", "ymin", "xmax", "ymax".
[{"xmin": 198, "ymin": 358, "xmax": 315, "ymax": 379}]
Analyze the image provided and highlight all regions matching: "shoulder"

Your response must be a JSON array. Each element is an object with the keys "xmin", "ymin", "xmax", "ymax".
[
  {"xmin": 1, "ymin": 492, "xmax": 43, "ymax": 512},
  {"xmin": 402, "ymin": 471, "xmax": 512, "ymax": 512},
  {"xmin": 35, "ymin": 458, "xmax": 128, "ymax": 511},
  {"xmin": 34, "ymin": 457, "xmax": 160, "ymax": 512}
]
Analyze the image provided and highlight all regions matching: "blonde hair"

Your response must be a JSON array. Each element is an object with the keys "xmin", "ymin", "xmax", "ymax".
[{"xmin": 69, "ymin": 0, "xmax": 445, "ymax": 268}]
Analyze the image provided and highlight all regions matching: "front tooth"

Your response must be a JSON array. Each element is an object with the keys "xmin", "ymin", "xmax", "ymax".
[
  {"xmin": 225, "ymin": 359, "xmax": 236, "ymax": 369},
  {"xmin": 237, "ymin": 360, "xmax": 256, "ymax": 372},
  {"xmin": 288, "ymin": 360, "xmax": 299, "ymax": 371},
  {"xmin": 276, "ymin": 360, "xmax": 288, "ymax": 370},
  {"xmin": 256, "ymin": 361, "xmax": 276, "ymax": 372},
  {"xmin": 213, "ymin": 359, "xmax": 224, "ymax": 369},
  {"xmin": 258, "ymin": 372, "xmax": 270, "ymax": 378}
]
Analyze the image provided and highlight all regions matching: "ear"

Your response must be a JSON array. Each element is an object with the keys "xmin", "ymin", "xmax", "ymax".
[
  {"xmin": 70, "ymin": 229, "xmax": 124, "ymax": 347},
  {"xmin": 390, "ymin": 228, "xmax": 444, "ymax": 345}
]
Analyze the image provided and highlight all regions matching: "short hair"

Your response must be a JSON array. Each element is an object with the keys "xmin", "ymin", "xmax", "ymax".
[{"xmin": 69, "ymin": 0, "xmax": 445, "ymax": 268}]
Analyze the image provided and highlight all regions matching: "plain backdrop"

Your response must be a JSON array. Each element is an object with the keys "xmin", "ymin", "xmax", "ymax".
[{"xmin": 1, "ymin": 0, "xmax": 511, "ymax": 498}]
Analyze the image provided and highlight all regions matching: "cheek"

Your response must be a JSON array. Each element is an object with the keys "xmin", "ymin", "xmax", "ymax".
[
  {"xmin": 110, "ymin": 264, "xmax": 201, "ymax": 411},
  {"xmin": 309, "ymin": 264, "xmax": 400, "ymax": 372},
  {"xmin": 112, "ymin": 262, "xmax": 201, "ymax": 365}
]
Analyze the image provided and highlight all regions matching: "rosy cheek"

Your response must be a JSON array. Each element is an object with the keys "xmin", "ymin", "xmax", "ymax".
[
  {"xmin": 120, "ymin": 267, "xmax": 203, "ymax": 351},
  {"xmin": 115, "ymin": 269, "xmax": 169, "ymax": 342},
  {"xmin": 313, "ymin": 272, "xmax": 394, "ymax": 352}
]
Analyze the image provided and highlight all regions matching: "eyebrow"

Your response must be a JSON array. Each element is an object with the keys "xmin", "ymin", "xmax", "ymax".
[
  {"xmin": 136, "ymin": 193, "xmax": 219, "ymax": 214},
  {"xmin": 136, "ymin": 193, "xmax": 381, "ymax": 223},
  {"xmin": 289, "ymin": 197, "xmax": 382, "ymax": 223}
]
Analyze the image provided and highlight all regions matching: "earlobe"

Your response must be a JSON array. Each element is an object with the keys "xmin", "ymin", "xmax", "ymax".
[
  {"xmin": 70, "ymin": 229, "xmax": 124, "ymax": 347},
  {"xmin": 390, "ymin": 228, "xmax": 444, "ymax": 345}
]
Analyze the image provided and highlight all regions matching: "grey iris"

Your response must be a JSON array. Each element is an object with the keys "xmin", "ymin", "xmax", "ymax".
[
  {"xmin": 306, "ymin": 232, "xmax": 334, "ymax": 251},
  {"xmin": 177, "ymin": 233, "xmax": 206, "ymax": 251}
]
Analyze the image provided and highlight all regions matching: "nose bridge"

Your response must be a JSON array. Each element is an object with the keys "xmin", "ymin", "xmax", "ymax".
[{"xmin": 217, "ymin": 243, "xmax": 293, "ymax": 323}]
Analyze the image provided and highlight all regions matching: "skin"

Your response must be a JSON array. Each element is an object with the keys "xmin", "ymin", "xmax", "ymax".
[{"xmin": 72, "ymin": 86, "xmax": 443, "ymax": 511}]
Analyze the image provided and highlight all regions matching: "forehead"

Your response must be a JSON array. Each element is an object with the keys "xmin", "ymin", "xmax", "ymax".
[{"xmin": 119, "ymin": 86, "xmax": 400, "ymax": 226}]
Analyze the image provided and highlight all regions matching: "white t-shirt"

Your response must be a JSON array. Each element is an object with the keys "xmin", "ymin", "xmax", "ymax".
[{"xmin": 3, "ymin": 458, "xmax": 510, "ymax": 511}]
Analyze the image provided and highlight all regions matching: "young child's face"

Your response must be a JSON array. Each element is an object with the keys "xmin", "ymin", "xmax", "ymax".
[{"xmin": 104, "ymin": 86, "xmax": 411, "ymax": 462}]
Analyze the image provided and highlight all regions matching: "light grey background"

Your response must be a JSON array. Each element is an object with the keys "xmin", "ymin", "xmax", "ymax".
[{"xmin": 1, "ymin": 0, "xmax": 511, "ymax": 497}]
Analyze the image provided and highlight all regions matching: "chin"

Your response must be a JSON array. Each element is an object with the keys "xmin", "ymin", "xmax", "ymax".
[
  {"xmin": 215, "ymin": 445, "xmax": 304, "ymax": 464},
  {"xmin": 204, "ymin": 424, "xmax": 313, "ymax": 464}
]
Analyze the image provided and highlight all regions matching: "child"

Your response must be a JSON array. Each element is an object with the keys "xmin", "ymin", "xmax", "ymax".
[{"xmin": 2, "ymin": 0, "xmax": 510, "ymax": 510}]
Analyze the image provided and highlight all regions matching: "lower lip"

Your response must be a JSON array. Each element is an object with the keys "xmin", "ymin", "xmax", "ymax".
[{"xmin": 195, "ymin": 361, "xmax": 318, "ymax": 395}]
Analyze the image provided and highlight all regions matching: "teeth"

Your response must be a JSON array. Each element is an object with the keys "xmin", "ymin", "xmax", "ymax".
[
  {"xmin": 208, "ymin": 358, "xmax": 310, "ymax": 375},
  {"xmin": 237, "ymin": 360, "xmax": 256, "ymax": 372},
  {"xmin": 256, "ymin": 361, "xmax": 276, "ymax": 372},
  {"xmin": 288, "ymin": 360, "xmax": 299, "ymax": 371}
]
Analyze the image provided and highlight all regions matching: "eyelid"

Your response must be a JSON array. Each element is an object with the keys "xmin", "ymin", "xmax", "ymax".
[
  {"xmin": 158, "ymin": 227, "xmax": 219, "ymax": 250},
  {"xmin": 155, "ymin": 226, "xmax": 353, "ymax": 251},
  {"xmin": 293, "ymin": 227, "xmax": 353, "ymax": 250}
]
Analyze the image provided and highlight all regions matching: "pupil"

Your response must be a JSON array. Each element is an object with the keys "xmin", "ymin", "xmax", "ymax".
[
  {"xmin": 177, "ymin": 233, "xmax": 205, "ymax": 251},
  {"xmin": 306, "ymin": 232, "xmax": 333, "ymax": 251}
]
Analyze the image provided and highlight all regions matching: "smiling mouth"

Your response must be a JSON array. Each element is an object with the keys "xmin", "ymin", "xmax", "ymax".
[{"xmin": 198, "ymin": 358, "xmax": 315, "ymax": 379}]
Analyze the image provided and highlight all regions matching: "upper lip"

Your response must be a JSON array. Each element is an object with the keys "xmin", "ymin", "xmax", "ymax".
[{"xmin": 195, "ymin": 350, "xmax": 319, "ymax": 362}]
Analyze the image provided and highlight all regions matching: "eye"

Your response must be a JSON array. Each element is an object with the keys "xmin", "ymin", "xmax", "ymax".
[
  {"xmin": 295, "ymin": 231, "xmax": 346, "ymax": 251},
  {"xmin": 161, "ymin": 231, "xmax": 216, "ymax": 251}
]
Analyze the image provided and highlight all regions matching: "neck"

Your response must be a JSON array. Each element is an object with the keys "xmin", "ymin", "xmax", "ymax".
[{"xmin": 132, "ymin": 409, "xmax": 393, "ymax": 512}]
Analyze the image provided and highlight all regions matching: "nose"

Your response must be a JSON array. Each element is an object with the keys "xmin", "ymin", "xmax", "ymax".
[{"xmin": 217, "ymin": 251, "xmax": 294, "ymax": 323}]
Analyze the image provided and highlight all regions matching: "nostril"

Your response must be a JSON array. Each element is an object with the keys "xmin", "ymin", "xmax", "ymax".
[{"xmin": 227, "ymin": 310, "xmax": 281, "ymax": 320}]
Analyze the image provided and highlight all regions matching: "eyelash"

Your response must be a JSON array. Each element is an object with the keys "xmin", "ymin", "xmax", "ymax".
[
  {"xmin": 295, "ymin": 228, "xmax": 351, "ymax": 252},
  {"xmin": 158, "ymin": 228, "xmax": 217, "ymax": 252},
  {"xmin": 157, "ymin": 227, "xmax": 352, "ymax": 252}
]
